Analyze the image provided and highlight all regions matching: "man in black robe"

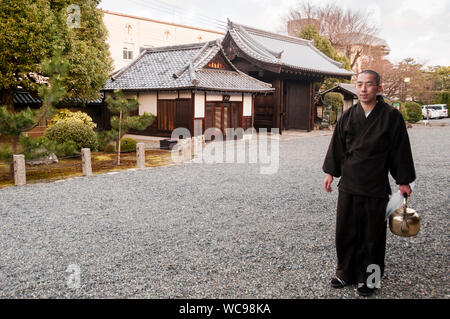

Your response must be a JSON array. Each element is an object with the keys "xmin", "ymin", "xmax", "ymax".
[{"xmin": 322, "ymin": 70, "xmax": 416, "ymax": 296}]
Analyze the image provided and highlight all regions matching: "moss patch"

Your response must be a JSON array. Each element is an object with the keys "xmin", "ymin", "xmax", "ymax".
[{"xmin": 0, "ymin": 150, "xmax": 174, "ymax": 189}]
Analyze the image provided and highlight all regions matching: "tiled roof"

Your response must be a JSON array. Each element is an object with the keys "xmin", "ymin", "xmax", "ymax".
[
  {"xmin": 11, "ymin": 91, "xmax": 103, "ymax": 106},
  {"xmin": 226, "ymin": 21, "xmax": 353, "ymax": 78},
  {"xmin": 13, "ymin": 91, "xmax": 41, "ymax": 105},
  {"xmin": 320, "ymin": 83, "xmax": 357, "ymax": 97},
  {"xmin": 320, "ymin": 82, "xmax": 382, "ymax": 98},
  {"xmin": 104, "ymin": 40, "xmax": 274, "ymax": 93}
]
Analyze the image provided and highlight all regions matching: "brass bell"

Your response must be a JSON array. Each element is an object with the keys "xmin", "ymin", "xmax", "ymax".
[{"xmin": 389, "ymin": 193, "xmax": 420, "ymax": 237}]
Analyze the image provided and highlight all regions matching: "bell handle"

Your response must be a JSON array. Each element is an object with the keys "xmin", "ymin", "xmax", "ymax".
[{"xmin": 402, "ymin": 192, "xmax": 408, "ymax": 215}]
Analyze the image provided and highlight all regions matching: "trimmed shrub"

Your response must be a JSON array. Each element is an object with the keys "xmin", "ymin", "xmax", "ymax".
[
  {"xmin": 120, "ymin": 138, "xmax": 137, "ymax": 153},
  {"xmin": 49, "ymin": 109, "xmax": 97, "ymax": 129},
  {"xmin": 324, "ymin": 109, "xmax": 337, "ymax": 125},
  {"xmin": 400, "ymin": 104, "xmax": 408, "ymax": 119},
  {"xmin": 20, "ymin": 136, "xmax": 54, "ymax": 161},
  {"xmin": 52, "ymin": 140, "xmax": 78, "ymax": 158},
  {"xmin": 324, "ymin": 92, "xmax": 344, "ymax": 115},
  {"xmin": 403, "ymin": 102, "xmax": 422, "ymax": 123},
  {"xmin": 20, "ymin": 136, "xmax": 78, "ymax": 160},
  {"xmin": 45, "ymin": 121, "xmax": 98, "ymax": 151}
]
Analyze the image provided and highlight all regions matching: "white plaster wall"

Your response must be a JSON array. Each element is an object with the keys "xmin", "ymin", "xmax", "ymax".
[
  {"xmin": 230, "ymin": 95, "xmax": 243, "ymax": 102},
  {"xmin": 195, "ymin": 93, "xmax": 205, "ymax": 118},
  {"xmin": 139, "ymin": 92, "xmax": 157, "ymax": 116},
  {"xmin": 158, "ymin": 91, "xmax": 178, "ymax": 100},
  {"xmin": 179, "ymin": 91, "xmax": 192, "ymax": 99},
  {"xmin": 243, "ymin": 94, "xmax": 252, "ymax": 116},
  {"xmin": 206, "ymin": 93, "xmax": 222, "ymax": 101}
]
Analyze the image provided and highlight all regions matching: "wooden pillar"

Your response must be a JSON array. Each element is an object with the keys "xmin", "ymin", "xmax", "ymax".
[
  {"xmin": 13, "ymin": 155, "xmax": 26, "ymax": 186},
  {"xmin": 309, "ymin": 81, "xmax": 314, "ymax": 132},
  {"xmin": 274, "ymin": 78, "xmax": 281, "ymax": 131},
  {"xmin": 251, "ymin": 94, "xmax": 255, "ymax": 129}
]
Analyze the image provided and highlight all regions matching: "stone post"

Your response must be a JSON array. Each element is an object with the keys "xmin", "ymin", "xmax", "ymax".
[
  {"xmin": 13, "ymin": 155, "xmax": 26, "ymax": 186},
  {"xmin": 193, "ymin": 136, "xmax": 202, "ymax": 161},
  {"xmin": 81, "ymin": 148, "xmax": 92, "ymax": 176},
  {"xmin": 136, "ymin": 143, "xmax": 146, "ymax": 169},
  {"xmin": 184, "ymin": 138, "xmax": 192, "ymax": 162}
]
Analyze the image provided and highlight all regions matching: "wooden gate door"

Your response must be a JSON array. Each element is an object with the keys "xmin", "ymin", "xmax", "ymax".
[
  {"xmin": 254, "ymin": 94, "xmax": 274, "ymax": 130},
  {"xmin": 286, "ymin": 80, "xmax": 310, "ymax": 130}
]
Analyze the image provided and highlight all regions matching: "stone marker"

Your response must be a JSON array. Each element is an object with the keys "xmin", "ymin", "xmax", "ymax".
[
  {"xmin": 81, "ymin": 148, "xmax": 92, "ymax": 176},
  {"xmin": 13, "ymin": 155, "xmax": 26, "ymax": 186},
  {"xmin": 136, "ymin": 143, "xmax": 146, "ymax": 169},
  {"xmin": 184, "ymin": 138, "xmax": 192, "ymax": 162}
]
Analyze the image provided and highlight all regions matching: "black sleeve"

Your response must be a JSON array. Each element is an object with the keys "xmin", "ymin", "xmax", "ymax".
[
  {"xmin": 322, "ymin": 117, "xmax": 345, "ymax": 177},
  {"xmin": 388, "ymin": 110, "xmax": 416, "ymax": 185}
]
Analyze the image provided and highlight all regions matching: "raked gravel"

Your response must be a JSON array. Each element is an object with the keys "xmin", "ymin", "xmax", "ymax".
[{"xmin": 0, "ymin": 120, "xmax": 449, "ymax": 298}]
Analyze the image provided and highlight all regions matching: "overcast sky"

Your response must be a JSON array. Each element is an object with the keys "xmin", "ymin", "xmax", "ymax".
[{"xmin": 99, "ymin": 0, "xmax": 450, "ymax": 67}]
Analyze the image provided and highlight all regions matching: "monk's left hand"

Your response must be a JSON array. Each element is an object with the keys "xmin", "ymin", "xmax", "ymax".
[{"xmin": 399, "ymin": 184, "xmax": 412, "ymax": 197}]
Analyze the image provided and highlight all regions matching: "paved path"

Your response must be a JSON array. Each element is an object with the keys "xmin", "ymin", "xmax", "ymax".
[{"xmin": 0, "ymin": 120, "xmax": 448, "ymax": 298}]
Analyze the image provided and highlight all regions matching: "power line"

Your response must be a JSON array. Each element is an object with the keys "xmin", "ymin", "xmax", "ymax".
[
  {"xmin": 126, "ymin": 0, "xmax": 227, "ymax": 32},
  {"xmin": 143, "ymin": 0, "xmax": 227, "ymax": 25}
]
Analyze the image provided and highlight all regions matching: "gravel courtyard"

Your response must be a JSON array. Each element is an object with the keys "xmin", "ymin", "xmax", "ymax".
[{"xmin": 0, "ymin": 120, "xmax": 448, "ymax": 299}]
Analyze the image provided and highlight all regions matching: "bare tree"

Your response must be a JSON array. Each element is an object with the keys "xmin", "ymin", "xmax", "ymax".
[
  {"xmin": 365, "ymin": 58, "xmax": 429, "ymax": 102},
  {"xmin": 285, "ymin": 1, "xmax": 384, "ymax": 71}
]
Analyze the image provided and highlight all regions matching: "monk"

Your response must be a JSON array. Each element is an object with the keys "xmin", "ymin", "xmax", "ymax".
[{"xmin": 322, "ymin": 70, "xmax": 416, "ymax": 297}]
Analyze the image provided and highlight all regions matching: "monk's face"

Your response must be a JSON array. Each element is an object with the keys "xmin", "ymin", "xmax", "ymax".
[{"xmin": 355, "ymin": 73, "xmax": 382, "ymax": 104}]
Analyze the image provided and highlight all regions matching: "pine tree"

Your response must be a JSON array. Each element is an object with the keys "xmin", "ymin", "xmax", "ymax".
[
  {"xmin": 105, "ymin": 90, "xmax": 155, "ymax": 165},
  {"xmin": 0, "ymin": 108, "xmax": 35, "ymax": 155},
  {"xmin": 0, "ymin": 52, "xmax": 68, "ymax": 177},
  {"xmin": 0, "ymin": 0, "xmax": 113, "ymax": 111}
]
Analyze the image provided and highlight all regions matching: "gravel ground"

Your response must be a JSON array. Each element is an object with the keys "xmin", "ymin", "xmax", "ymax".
[{"xmin": 0, "ymin": 120, "xmax": 449, "ymax": 299}]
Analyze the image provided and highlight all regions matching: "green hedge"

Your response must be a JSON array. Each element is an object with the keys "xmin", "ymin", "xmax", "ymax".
[
  {"xmin": 401, "ymin": 102, "xmax": 422, "ymax": 123},
  {"xmin": 0, "ymin": 137, "xmax": 78, "ymax": 163},
  {"xmin": 20, "ymin": 136, "xmax": 78, "ymax": 160},
  {"xmin": 45, "ymin": 121, "xmax": 98, "ymax": 151},
  {"xmin": 323, "ymin": 92, "xmax": 344, "ymax": 114},
  {"xmin": 49, "ymin": 109, "xmax": 97, "ymax": 129},
  {"xmin": 120, "ymin": 138, "xmax": 137, "ymax": 152}
]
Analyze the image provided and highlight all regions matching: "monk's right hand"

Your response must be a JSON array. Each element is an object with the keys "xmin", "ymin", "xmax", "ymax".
[{"xmin": 324, "ymin": 174, "xmax": 333, "ymax": 192}]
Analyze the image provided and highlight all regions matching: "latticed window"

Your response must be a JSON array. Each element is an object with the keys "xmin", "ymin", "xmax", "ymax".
[{"xmin": 123, "ymin": 43, "xmax": 134, "ymax": 60}]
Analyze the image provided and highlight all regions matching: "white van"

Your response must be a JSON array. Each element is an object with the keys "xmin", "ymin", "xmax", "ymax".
[
  {"xmin": 424, "ymin": 104, "xmax": 448, "ymax": 118},
  {"xmin": 422, "ymin": 106, "xmax": 436, "ymax": 119}
]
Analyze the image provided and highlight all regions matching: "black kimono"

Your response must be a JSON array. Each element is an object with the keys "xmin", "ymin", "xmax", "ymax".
[{"xmin": 323, "ymin": 96, "xmax": 416, "ymax": 284}]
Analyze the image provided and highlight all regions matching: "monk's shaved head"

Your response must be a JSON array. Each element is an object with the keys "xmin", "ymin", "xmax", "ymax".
[{"xmin": 358, "ymin": 70, "xmax": 381, "ymax": 86}]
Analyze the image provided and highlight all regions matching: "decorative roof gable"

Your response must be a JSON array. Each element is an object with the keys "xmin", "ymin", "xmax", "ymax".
[{"xmin": 224, "ymin": 21, "xmax": 353, "ymax": 79}]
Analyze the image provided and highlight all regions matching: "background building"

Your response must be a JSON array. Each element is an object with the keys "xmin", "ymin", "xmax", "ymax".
[
  {"xmin": 223, "ymin": 21, "xmax": 352, "ymax": 132},
  {"xmin": 102, "ymin": 10, "xmax": 225, "ymax": 71}
]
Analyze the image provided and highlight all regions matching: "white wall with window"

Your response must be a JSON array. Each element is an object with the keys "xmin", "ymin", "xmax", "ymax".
[
  {"xmin": 103, "ymin": 10, "xmax": 224, "ymax": 71},
  {"xmin": 123, "ymin": 43, "xmax": 134, "ymax": 60}
]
